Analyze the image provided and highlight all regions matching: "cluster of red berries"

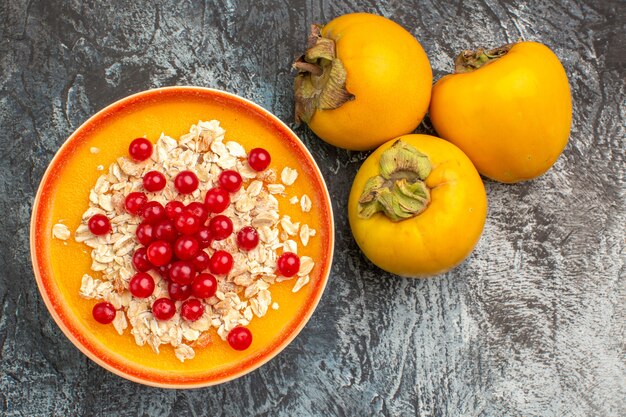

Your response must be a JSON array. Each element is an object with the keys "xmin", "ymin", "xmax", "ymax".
[{"xmin": 90, "ymin": 137, "xmax": 300, "ymax": 351}]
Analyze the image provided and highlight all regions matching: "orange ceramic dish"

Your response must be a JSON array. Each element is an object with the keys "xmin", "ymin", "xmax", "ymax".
[{"xmin": 30, "ymin": 87, "xmax": 334, "ymax": 388}]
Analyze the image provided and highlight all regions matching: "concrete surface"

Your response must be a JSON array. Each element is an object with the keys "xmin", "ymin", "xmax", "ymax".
[{"xmin": 0, "ymin": 0, "xmax": 624, "ymax": 415}]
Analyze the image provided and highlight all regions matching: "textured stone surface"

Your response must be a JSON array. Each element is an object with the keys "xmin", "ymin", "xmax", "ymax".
[{"xmin": 1, "ymin": 0, "xmax": 624, "ymax": 415}]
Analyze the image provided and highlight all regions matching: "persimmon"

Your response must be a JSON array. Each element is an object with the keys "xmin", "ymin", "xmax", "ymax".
[
  {"xmin": 348, "ymin": 135, "xmax": 487, "ymax": 277},
  {"xmin": 294, "ymin": 13, "xmax": 432, "ymax": 150},
  {"xmin": 430, "ymin": 41, "xmax": 572, "ymax": 183}
]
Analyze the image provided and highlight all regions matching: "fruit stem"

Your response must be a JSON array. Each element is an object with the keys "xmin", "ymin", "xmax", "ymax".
[
  {"xmin": 358, "ymin": 140, "xmax": 432, "ymax": 222},
  {"xmin": 454, "ymin": 43, "xmax": 515, "ymax": 74},
  {"xmin": 293, "ymin": 24, "xmax": 355, "ymax": 124}
]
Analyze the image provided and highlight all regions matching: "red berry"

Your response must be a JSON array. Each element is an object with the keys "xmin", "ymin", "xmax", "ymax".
[
  {"xmin": 128, "ymin": 138, "xmax": 153, "ymax": 161},
  {"xmin": 124, "ymin": 192, "xmax": 148, "ymax": 214},
  {"xmin": 165, "ymin": 201, "xmax": 185, "ymax": 220},
  {"xmin": 218, "ymin": 170, "xmax": 243, "ymax": 192},
  {"xmin": 168, "ymin": 281, "xmax": 192, "ymax": 301},
  {"xmin": 174, "ymin": 170, "xmax": 199, "ymax": 194},
  {"xmin": 135, "ymin": 222, "xmax": 155, "ymax": 245},
  {"xmin": 152, "ymin": 298, "xmax": 176, "ymax": 320},
  {"xmin": 191, "ymin": 273, "xmax": 217, "ymax": 299},
  {"xmin": 209, "ymin": 250, "xmax": 233, "ymax": 275},
  {"xmin": 174, "ymin": 235, "xmax": 200, "ymax": 260},
  {"xmin": 88, "ymin": 214, "xmax": 111, "ymax": 235},
  {"xmin": 237, "ymin": 226, "xmax": 259, "ymax": 251},
  {"xmin": 169, "ymin": 260, "xmax": 196, "ymax": 285},
  {"xmin": 154, "ymin": 219, "xmax": 177, "ymax": 242},
  {"xmin": 195, "ymin": 226, "xmax": 213, "ymax": 249},
  {"xmin": 204, "ymin": 187, "xmax": 230, "ymax": 213},
  {"xmin": 227, "ymin": 327, "xmax": 253, "ymax": 350},
  {"xmin": 248, "ymin": 148, "xmax": 271, "ymax": 171},
  {"xmin": 186, "ymin": 202, "xmax": 209, "ymax": 224},
  {"xmin": 141, "ymin": 201, "xmax": 166, "ymax": 223},
  {"xmin": 143, "ymin": 171, "xmax": 166, "ymax": 192},
  {"xmin": 146, "ymin": 240, "xmax": 173, "ymax": 266},
  {"xmin": 132, "ymin": 248, "xmax": 153, "ymax": 272},
  {"xmin": 92, "ymin": 302, "xmax": 116, "ymax": 324},
  {"xmin": 174, "ymin": 211, "xmax": 201, "ymax": 235},
  {"xmin": 192, "ymin": 250, "xmax": 211, "ymax": 272},
  {"xmin": 181, "ymin": 299, "xmax": 204, "ymax": 321},
  {"xmin": 277, "ymin": 252, "xmax": 300, "ymax": 277},
  {"xmin": 129, "ymin": 272, "xmax": 155, "ymax": 298},
  {"xmin": 157, "ymin": 263, "xmax": 172, "ymax": 280},
  {"xmin": 209, "ymin": 215, "xmax": 233, "ymax": 241}
]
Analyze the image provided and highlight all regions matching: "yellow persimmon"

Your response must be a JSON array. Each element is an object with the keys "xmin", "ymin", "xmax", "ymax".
[
  {"xmin": 294, "ymin": 13, "xmax": 432, "ymax": 150},
  {"xmin": 348, "ymin": 134, "xmax": 487, "ymax": 277},
  {"xmin": 430, "ymin": 41, "xmax": 572, "ymax": 183}
]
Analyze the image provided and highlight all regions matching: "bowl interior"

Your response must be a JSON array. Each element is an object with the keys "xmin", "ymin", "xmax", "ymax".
[{"xmin": 30, "ymin": 87, "xmax": 334, "ymax": 387}]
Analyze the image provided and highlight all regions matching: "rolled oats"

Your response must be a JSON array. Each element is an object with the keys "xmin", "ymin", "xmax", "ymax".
[
  {"xmin": 52, "ymin": 223, "xmax": 70, "ymax": 240},
  {"xmin": 299, "ymin": 224, "xmax": 310, "ymax": 247},
  {"xmin": 268, "ymin": 184, "xmax": 286, "ymax": 195},
  {"xmin": 74, "ymin": 120, "xmax": 317, "ymax": 362},
  {"xmin": 292, "ymin": 275, "xmax": 310, "ymax": 293},
  {"xmin": 300, "ymin": 194, "xmax": 312, "ymax": 213},
  {"xmin": 298, "ymin": 256, "xmax": 315, "ymax": 276},
  {"xmin": 283, "ymin": 239, "xmax": 298, "ymax": 254},
  {"xmin": 280, "ymin": 216, "xmax": 300, "ymax": 236},
  {"xmin": 281, "ymin": 167, "xmax": 298, "ymax": 186}
]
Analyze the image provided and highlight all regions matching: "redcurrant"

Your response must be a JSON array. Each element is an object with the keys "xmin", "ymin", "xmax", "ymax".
[
  {"xmin": 88, "ymin": 214, "xmax": 111, "ymax": 235},
  {"xmin": 191, "ymin": 273, "xmax": 217, "ymax": 299},
  {"xmin": 168, "ymin": 281, "xmax": 192, "ymax": 301},
  {"xmin": 248, "ymin": 148, "xmax": 271, "ymax": 171},
  {"xmin": 146, "ymin": 240, "xmax": 173, "ymax": 266},
  {"xmin": 124, "ymin": 192, "xmax": 148, "ymax": 215},
  {"xmin": 186, "ymin": 202, "xmax": 209, "ymax": 224},
  {"xmin": 169, "ymin": 260, "xmax": 196, "ymax": 285},
  {"xmin": 141, "ymin": 201, "xmax": 166, "ymax": 223},
  {"xmin": 174, "ymin": 235, "xmax": 200, "ymax": 260},
  {"xmin": 195, "ymin": 226, "xmax": 213, "ymax": 249},
  {"xmin": 218, "ymin": 170, "xmax": 243, "ymax": 192},
  {"xmin": 143, "ymin": 171, "xmax": 166, "ymax": 192},
  {"xmin": 174, "ymin": 212, "xmax": 201, "ymax": 235},
  {"xmin": 174, "ymin": 170, "xmax": 199, "ymax": 194},
  {"xmin": 208, "ymin": 215, "xmax": 233, "ymax": 241},
  {"xmin": 128, "ymin": 137, "xmax": 153, "ymax": 161},
  {"xmin": 152, "ymin": 298, "xmax": 176, "ymax": 321},
  {"xmin": 92, "ymin": 302, "xmax": 116, "ymax": 324},
  {"xmin": 192, "ymin": 250, "xmax": 211, "ymax": 272},
  {"xmin": 132, "ymin": 248, "xmax": 153, "ymax": 272},
  {"xmin": 204, "ymin": 187, "xmax": 230, "ymax": 213},
  {"xmin": 129, "ymin": 272, "xmax": 155, "ymax": 298},
  {"xmin": 277, "ymin": 252, "xmax": 300, "ymax": 277},
  {"xmin": 209, "ymin": 250, "xmax": 233, "ymax": 275},
  {"xmin": 165, "ymin": 201, "xmax": 185, "ymax": 220},
  {"xmin": 227, "ymin": 327, "xmax": 253, "ymax": 350},
  {"xmin": 154, "ymin": 219, "xmax": 178, "ymax": 242},
  {"xmin": 237, "ymin": 226, "xmax": 259, "ymax": 251},
  {"xmin": 135, "ymin": 222, "xmax": 155, "ymax": 245},
  {"xmin": 181, "ymin": 299, "xmax": 204, "ymax": 321}
]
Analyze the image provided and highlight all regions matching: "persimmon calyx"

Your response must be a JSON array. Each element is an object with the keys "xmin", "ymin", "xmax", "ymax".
[
  {"xmin": 454, "ymin": 43, "xmax": 515, "ymax": 73},
  {"xmin": 358, "ymin": 140, "xmax": 432, "ymax": 222},
  {"xmin": 293, "ymin": 24, "xmax": 355, "ymax": 124}
]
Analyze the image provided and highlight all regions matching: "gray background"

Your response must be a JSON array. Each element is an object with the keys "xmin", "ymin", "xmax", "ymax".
[{"xmin": 1, "ymin": 0, "xmax": 624, "ymax": 416}]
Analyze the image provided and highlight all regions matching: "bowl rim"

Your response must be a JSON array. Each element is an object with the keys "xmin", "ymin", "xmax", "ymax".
[{"xmin": 29, "ymin": 86, "xmax": 335, "ymax": 388}]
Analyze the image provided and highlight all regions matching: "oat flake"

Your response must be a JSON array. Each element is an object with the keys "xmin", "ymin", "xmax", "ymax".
[
  {"xmin": 52, "ymin": 223, "xmax": 71, "ymax": 240},
  {"xmin": 300, "ymin": 194, "xmax": 312, "ymax": 212}
]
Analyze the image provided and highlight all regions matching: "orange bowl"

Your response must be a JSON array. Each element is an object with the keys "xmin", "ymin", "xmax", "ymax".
[{"xmin": 30, "ymin": 87, "xmax": 334, "ymax": 388}]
